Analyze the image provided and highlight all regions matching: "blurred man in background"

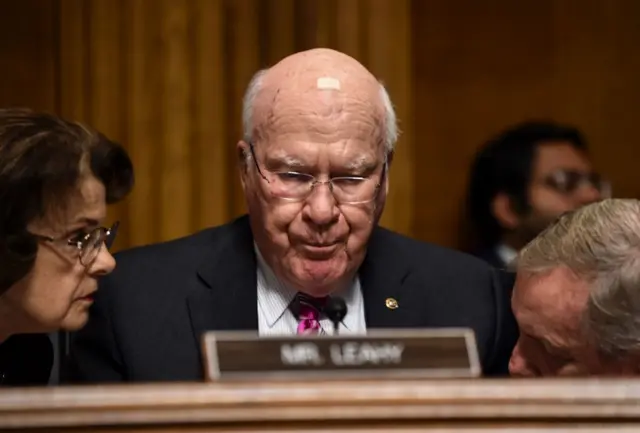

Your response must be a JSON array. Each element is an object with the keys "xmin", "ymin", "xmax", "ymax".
[
  {"xmin": 465, "ymin": 121, "xmax": 608, "ymax": 269},
  {"xmin": 509, "ymin": 199, "xmax": 640, "ymax": 376}
]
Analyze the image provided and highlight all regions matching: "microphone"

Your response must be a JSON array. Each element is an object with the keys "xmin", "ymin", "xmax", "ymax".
[{"xmin": 324, "ymin": 297, "xmax": 347, "ymax": 335}]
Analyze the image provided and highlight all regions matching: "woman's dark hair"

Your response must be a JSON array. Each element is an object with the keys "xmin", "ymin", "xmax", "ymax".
[
  {"xmin": 464, "ymin": 120, "xmax": 587, "ymax": 251},
  {"xmin": 0, "ymin": 108, "xmax": 134, "ymax": 294}
]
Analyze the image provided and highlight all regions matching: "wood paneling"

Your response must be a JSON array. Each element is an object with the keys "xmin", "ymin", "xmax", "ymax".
[
  {"xmin": 0, "ymin": 0, "xmax": 57, "ymax": 112},
  {"xmin": 0, "ymin": 0, "xmax": 638, "ymax": 250}
]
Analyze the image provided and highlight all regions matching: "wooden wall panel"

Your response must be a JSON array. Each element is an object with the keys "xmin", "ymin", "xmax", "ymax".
[
  {"xmin": 126, "ymin": 0, "xmax": 163, "ymax": 246},
  {"xmin": 225, "ymin": 0, "xmax": 261, "ymax": 217},
  {"xmin": 193, "ymin": 0, "xmax": 229, "ymax": 230},
  {"xmin": 367, "ymin": 0, "xmax": 414, "ymax": 235},
  {"xmin": 0, "ymin": 0, "xmax": 57, "ymax": 112},
  {"xmin": 159, "ymin": 0, "xmax": 193, "ymax": 241},
  {"xmin": 549, "ymin": 0, "xmax": 640, "ymax": 201}
]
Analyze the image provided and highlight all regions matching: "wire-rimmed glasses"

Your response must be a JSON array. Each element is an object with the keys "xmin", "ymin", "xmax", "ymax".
[
  {"xmin": 33, "ymin": 221, "xmax": 119, "ymax": 267},
  {"xmin": 248, "ymin": 142, "xmax": 386, "ymax": 205}
]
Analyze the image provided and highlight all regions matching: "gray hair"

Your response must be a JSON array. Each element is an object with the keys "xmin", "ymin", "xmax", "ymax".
[
  {"xmin": 517, "ymin": 198, "xmax": 640, "ymax": 357},
  {"xmin": 241, "ymin": 69, "xmax": 399, "ymax": 154}
]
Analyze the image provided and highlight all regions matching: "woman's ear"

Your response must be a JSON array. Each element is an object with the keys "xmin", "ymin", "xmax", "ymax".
[{"xmin": 492, "ymin": 192, "xmax": 520, "ymax": 230}]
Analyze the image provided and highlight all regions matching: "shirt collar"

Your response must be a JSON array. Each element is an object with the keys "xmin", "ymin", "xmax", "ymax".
[
  {"xmin": 255, "ymin": 244, "xmax": 297, "ymax": 328},
  {"xmin": 255, "ymin": 243, "xmax": 358, "ymax": 330},
  {"xmin": 496, "ymin": 244, "xmax": 518, "ymax": 267}
]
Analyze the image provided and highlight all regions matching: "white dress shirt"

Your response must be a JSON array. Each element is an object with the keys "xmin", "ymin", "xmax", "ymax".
[
  {"xmin": 255, "ymin": 245, "xmax": 367, "ymax": 336},
  {"xmin": 496, "ymin": 244, "xmax": 518, "ymax": 268}
]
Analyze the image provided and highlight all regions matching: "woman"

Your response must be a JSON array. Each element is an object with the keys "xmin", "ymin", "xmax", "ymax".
[{"xmin": 0, "ymin": 107, "xmax": 133, "ymax": 385}]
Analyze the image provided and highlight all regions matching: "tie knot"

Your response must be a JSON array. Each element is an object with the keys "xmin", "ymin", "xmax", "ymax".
[
  {"xmin": 291, "ymin": 293, "xmax": 327, "ymax": 335},
  {"xmin": 290, "ymin": 292, "xmax": 328, "ymax": 320}
]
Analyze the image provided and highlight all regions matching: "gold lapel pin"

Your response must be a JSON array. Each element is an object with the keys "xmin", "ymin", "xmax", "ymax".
[{"xmin": 385, "ymin": 298, "xmax": 399, "ymax": 310}]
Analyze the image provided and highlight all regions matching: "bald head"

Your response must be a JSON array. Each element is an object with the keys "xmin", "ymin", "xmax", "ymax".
[
  {"xmin": 263, "ymin": 48, "xmax": 379, "ymax": 92},
  {"xmin": 242, "ymin": 48, "xmax": 398, "ymax": 153}
]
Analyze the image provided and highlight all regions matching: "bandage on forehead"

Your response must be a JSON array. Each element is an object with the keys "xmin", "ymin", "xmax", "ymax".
[{"xmin": 316, "ymin": 76, "xmax": 341, "ymax": 90}]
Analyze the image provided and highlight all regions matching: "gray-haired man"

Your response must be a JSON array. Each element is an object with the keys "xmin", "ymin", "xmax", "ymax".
[{"xmin": 509, "ymin": 198, "xmax": 640, "ymax": 376}]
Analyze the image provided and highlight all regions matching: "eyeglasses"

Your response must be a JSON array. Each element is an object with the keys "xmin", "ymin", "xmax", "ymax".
[
  {"xmin": 248, "ymin": 142, "xmax": 386, "ymax": 204},
  {"xmin": 542, "ymin": 170, "xmax": 611, "ymax": 197},
  {"xmin": 33, "ymin": 221, "xmax": 119, "ymax": 267}
]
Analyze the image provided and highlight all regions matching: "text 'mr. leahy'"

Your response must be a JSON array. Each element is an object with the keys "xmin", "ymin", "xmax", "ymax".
[{"xmin": 281, "ymin": 341, "xmax": 405, "ymax": 367}]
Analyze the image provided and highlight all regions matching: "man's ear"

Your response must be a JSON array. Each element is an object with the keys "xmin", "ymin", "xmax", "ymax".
[
  {"xmin": 237, "ymin": 140, "xmax": 251, "ymax": 192},
  {"xmin": 386, "ymin": 150, "xmax": 394, "ymax": 166},
  {"xmin": 383, "ymin": 151, "xmax": 393, "ymax": 194},
  {"xmin": 492, "ymin": 192, "xmax": 520, "ymax": 230},
  {"xmin": 237, "ymin": 140, "xmax": 249, "ymax": 173}
]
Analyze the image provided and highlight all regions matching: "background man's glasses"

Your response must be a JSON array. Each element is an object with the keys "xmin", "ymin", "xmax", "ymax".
[
  {"xmin": 34, "ymin": 221, "xmax": 119, "ymax": 267},
  {"xmin": 248, "ymin": 143, "xmax": 385, "ymax": 205},
  {"xmin": 542, "ymin": 170, "xmax": 611, "ymax": 197}
]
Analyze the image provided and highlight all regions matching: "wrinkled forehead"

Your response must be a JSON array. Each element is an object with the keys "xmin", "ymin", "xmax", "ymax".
[
  {"xmin": 256, "ymin": 73, "xmax": 384, "ymax": 126},
  {"xmin": 252, "ymin": 74, "xmax": 386, "ymax": 166},
  {"xmin": 259, "ymin": 139, "xmax": 384, "ymax": 175}
]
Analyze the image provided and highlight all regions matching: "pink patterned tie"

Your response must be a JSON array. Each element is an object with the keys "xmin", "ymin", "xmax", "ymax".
[
  {"xmin": 297, "ymin": 303, "xmax": 322, "ymax": 334},
  {"xmin": 292, "ymin": 293, "xmax": 326, "ymax": 335}
]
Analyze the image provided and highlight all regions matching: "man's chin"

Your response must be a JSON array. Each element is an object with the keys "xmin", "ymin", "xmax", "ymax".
[{"xmin": 287, "ymin": 256, "xmax": 349, "ymax": 295}]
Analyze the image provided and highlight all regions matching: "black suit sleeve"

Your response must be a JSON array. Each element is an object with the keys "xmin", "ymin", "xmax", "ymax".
[
  {"xmin": 482, "ymin": 270, "xmax": 518, "ymax": 376},
  {"xmin": 64, "ymin": 279, "xmax": 126, "ymax": 383}
]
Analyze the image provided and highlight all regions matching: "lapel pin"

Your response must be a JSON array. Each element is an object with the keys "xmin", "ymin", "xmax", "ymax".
[{"xmin": 385, "ymin": 298, "xmax": 399, "ymax": 310}]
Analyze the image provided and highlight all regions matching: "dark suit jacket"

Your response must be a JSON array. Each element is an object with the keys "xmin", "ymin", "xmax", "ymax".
[
  {"xmin": 0, "ymin": 334, "xmax": 53, "ymax": 386},
  {"xmin": 67, "ymin": 216, "xmax": 517, "ymax": 382},
  {"xmin": 474, "ymin": 247, "xmax": 508, "ymax": 271}
]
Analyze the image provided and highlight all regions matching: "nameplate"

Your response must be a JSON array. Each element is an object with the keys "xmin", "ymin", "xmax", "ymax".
[{"xmin": 202, "ymin": 328, "xmax": 480, "ymax": 381}]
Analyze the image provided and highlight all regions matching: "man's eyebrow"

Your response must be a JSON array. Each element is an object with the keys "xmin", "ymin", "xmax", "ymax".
[
  {"xmin": 343, "ymin": 156, "xmax": 377, "ymax": 172},
  {"xmin": 266, "ymin": 154, "xmax": 307, "ymax": 169}
]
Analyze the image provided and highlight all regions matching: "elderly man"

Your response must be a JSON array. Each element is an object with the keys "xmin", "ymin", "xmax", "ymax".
[
  {"xmin": 68, "ymin": 48, "xmax": 516, "ymax": 382},
  {"xmin": 509, "ymin": 198, "xmax": 640, "ymax": 376}
]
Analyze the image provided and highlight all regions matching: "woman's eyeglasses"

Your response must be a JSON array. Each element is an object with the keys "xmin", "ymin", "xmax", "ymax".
[{"xmin": 33, "ymin": 221, "xmax": 119, "ymax": 267}]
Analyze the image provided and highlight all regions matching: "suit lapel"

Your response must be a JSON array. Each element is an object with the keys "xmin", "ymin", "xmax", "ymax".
[
  {"xmin": 359, "ymin": 227, "xmax": 412, "ymax": 328},
  {"xmin": 187, "ymin": 220, "xmax": 417, "ymax": 339},
  {"xmin": 187, "ymin": 216, "xmax": 259, "ymax": 344}
]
